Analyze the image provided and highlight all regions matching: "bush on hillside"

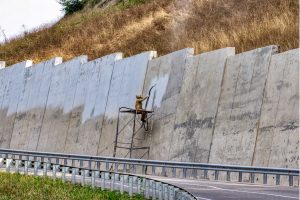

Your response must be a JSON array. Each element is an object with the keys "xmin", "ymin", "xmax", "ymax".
[{"xmin": 59, "ymin": 0, "xmax": 86, "ymax": 15}]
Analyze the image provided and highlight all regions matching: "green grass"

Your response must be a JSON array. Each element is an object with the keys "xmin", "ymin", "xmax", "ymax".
[{"xmin": 0, "ymin": 172, "xmax": 145, "ymax": 200}]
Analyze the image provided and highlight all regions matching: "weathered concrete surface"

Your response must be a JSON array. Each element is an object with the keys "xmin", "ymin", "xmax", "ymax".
[
  {"xmin": 169, "ymin": 48, "xmax": 235, "ymax": 163},
  {"xmin": 9, "ymin": 58, "xmax": 62, "ymax": 150},
  {"xmin": 37, "ymin": 56, "xmax": 87, "ymax": 152},
  {"xmin": 64, "ymin": 53, "xmax": 122, "ymax": 155},
  {"xmin": 98, "ymin": 51, "xmax": 156, "ymax": 157},
  {"xmin": 253, "ymin": 49, "xmax": 299, "ymax": 168},
  {"xmin": 0, "ymin": 61, "xmax": 32, "ymax": 148},
  {"xmin": 23, "ymin": 58, "xmax": 63, "ymax": 151},
  {"xmin": 139, "ymin": 48, "xmax": 194, "ymax": 161},
  {"xmin": 208, "ymin": 46, "xmax": 278, "ymax": 165},
  {"xmin": 0, "ymin": 46, "xmax": 298, "ymax": 170}
]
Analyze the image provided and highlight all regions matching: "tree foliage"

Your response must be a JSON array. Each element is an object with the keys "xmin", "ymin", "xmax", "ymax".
[{"xmin": 58, "ymin": 0, "xmax": 86, "ymax": 15}]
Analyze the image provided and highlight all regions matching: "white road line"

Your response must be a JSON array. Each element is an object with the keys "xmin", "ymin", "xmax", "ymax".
[
  {"xmin": 152, "ymin": 178, "xmax": 288, "ymax": 188},
  {"xmin": 201, "ymin": 186, "xmax": 298, "ymax": 199},
  {"xmin": 196, "ymin": 197, "xmax": 213, "ymax": 200}
]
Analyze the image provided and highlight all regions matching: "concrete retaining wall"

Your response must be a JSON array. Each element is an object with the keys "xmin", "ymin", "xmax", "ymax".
[{"xmin": 0, "ymin": 46, "xmax": 298, "ymax": 168}]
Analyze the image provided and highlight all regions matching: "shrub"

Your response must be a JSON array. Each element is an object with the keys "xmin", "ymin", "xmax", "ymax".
[{"xmin": 59, "ymin": 0, "xmax": 86, "ymax": 15}]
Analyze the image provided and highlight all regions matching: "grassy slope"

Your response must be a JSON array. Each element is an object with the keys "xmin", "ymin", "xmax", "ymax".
[
  {"xmin": 0, "ymin": 172, "xmax": 144, "ymax": 200},
  {"xmin": 0, "ymin": 0, "xmax": 298, "ymax": 65}
]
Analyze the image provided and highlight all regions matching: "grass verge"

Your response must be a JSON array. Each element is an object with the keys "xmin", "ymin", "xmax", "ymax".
[{"xmin": 0, "ymin": 172, "xmax": 145, "ymax": 200}]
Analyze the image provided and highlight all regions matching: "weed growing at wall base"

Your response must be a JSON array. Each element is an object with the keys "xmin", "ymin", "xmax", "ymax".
[{"xmin": 0, "ymin": 172, "xmax": 145, "ymax": 200}]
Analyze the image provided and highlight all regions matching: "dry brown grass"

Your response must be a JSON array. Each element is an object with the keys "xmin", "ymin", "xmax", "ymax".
[{"xmin": 0, "ymin": 0, "xmax": 298, "ymax": 65}]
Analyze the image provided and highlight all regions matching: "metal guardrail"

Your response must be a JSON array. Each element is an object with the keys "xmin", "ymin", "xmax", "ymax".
[
  {"xmin": 0, "ymin": 157, "xmax": 196, "ymax": 200},
  {"xmin": 0, "ymin": 148, "xmax": 299, "ymax": 187}
]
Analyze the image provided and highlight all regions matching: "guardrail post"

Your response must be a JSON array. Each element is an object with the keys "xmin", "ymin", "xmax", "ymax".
[
  {"xmin": 145, "ymin": 179, "xmax": 150, "ymax": 198},
  {"xmin": 129, "ymin": 176, "xmax": 133, "ymax": 197},
  {"xmin": 263, "ymin": 173, "xmax": 267, "ymax": 184},
  {"xmin": 91, "ymin": 171, "xmax": 96, "ymax": 188},
  {"xmin": 276, "ymin": 175, "xmax": 280, "ymax": 185},
  {"xmin": 34, "ymin": 161, "xmax": 40, "ymax": 175},
  {"xmin": 111, "ymin": 173, "xmax": 115, "ymax": 191},
  {"xmin": 101, "ymin": 172, "xmax": 105, "ymax": 189},
  {"xmin": 81, "ymin": 169, "xmax": 86, "ymax": 186},
  {"xmin": 289, "ymin": 175, "xmax": 294, "ymax": 186},
  {"xmin": 0, "ymin": 158, "xmax": 4, "ymax": 167},
  {"xmin": 105, "ymin": 172, "xmax": 110, "ymax": 180},
  {"xmin": 132, "ymin": 165, "xmax": 136, "ymax": 174},
  {"xmin": 88, "ymin": 160, "xmax": 92, "ymax": 170},
  {"xmin": 182, "ymin": 168, "xmax": 187, "ymax": 179},
  {"xmin": 15, "ymin": 160, "xmax": 21, "ymax": 173},
  {"xmin": 80, "ymin": 160, "xmax": 83, "ymax": 168},
  {"xmin": 142, "ymin": 165, "xmax": 146, "ymax": 175},
  {"xmin": 215, "ymin": 170, "xmax": 219, "ymax": 181},
  {"xmin": 162, "ymin": 167, "xmax": 166, "ymax": 177},
  {"xmin": 174, "ymin": 188, "xmax": 179, "ymax": 200},
  {"xmin": 137, "ymin": 177, "xmax": 142, "ymax": 194},
  {"xmin": 192, "ymin": 169, "xmax": 197, "ymax": 179},
  {"xmin": 226, "ymin": 171, "xmax": 231, "ymax": 181},
  {"xmin": 175, "ymin": 189, "xmax": 181, "ymax": 200},
  {"xmin": 163, "ymin": 184, "xmax": 169, "ymax": 199},
  {"xmin": 52, "ymin": 165, "xmax": 58, "ymax": 180},
  {"xmin": 62, "ymin": 167, "xmax": 68, "ymax": 183},
  {"xmin": 95, "ymin": 170, "xmax": 100, "ymax": 178},
  {"xmin": 63, "ymin": 158, "xmax": 67, "ymax": 166},
  {"xmin": 71, "ymin": 168, "xmax": 76, "ymax": 184},
  {"xmin": 152, "ymin": 166, "xmax": 156, "ymax": 176},
  {"xmin": 6, "ymin": 159, "xmax": 12, "ymax": 172},
  {"xmin": 115, "ymin": 163, "xmax": 119, "ymax": 173},
  {"xmin": 24, "ymin": 161, "xmax": 29, "ymax": 175},
  {"xmin": 172, "ymin": 168, "xmax": 176, "ymax": 178},
  {"xmin": 120, "ymin": 175, "xmax": 124, "ymax": 194},
  {"xmin": 151, "ymin": 181, "xmax": 156, "ymax": 200},
  {"xmin": 123, "ymin": 163, "xmax": 127, "ymax": 173},
  {"xmin": 158, "ymin": 182, "xmax": 163, "ymax": 200},
  {"xmin": 96, "ymin": 161, "xmax": 100, "ymax": 170},
  {"xmin": 182, "ymin": 192, "xmax": 188, "ymax": 200},
  {"xmin": 204, "ymin": 170, "xmax": 208, "ymax": 179},
  {"xmin": 106, "ymin": 162, "xmax": 109, "ymax": 171},
  {"xmin": 43, "ymin": 162, "xmax": 47, "ymax": 176},
  {"xmin": 250, "ymin": 173, "xmax": 255, "ymax": 183},
  {"xmin": 238, "ymin": 172, "xmax": 242, "ymax": 182},
  {"xmin": 169, "ymin": 186, "xmax": 175, "ymax": 200},
  {"xmin": 124, "ymin": 174, "xmax": 129, "ymax": 182}
]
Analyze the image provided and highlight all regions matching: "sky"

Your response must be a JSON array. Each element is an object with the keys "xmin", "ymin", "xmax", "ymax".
[{"xmin": 0, "ymin": 0, "xmax": 64, "ymax": 43}]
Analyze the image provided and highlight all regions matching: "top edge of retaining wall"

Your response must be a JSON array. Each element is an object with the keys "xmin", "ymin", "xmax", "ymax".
[
  {"xmin": 0, "ymin": 61, "xmax": 5, "ymax": 69},
  {"xmin": 153, "ymin": 48, "xmax": 194, "ymax": 60}
]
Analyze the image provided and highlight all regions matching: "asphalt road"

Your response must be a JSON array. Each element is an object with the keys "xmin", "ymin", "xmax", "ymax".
[
  {"xmin": 150, "ymin": 177, "xmax": 299, "ymax": 200},
  {"xmin": 1, "ymin": 167, "xmax": 299, "ymax": 200}
]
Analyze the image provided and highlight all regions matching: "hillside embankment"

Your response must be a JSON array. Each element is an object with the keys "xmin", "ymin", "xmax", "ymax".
[{"xmin": 0, "ymin": 0, "xmax": 298, "ymax": 65}]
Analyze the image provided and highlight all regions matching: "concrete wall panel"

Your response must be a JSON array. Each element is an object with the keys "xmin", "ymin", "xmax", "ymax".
[
  {"xmin": 253, "ymin": 49, "xmax": 299, "ymax": 168},
  {"xmin": 64, "ymin": 53, "xmax": 122, "ymax": 155},
  {"xmin": 0, "ymin": 61, "xmax": 32, "ymax": 148},
  {"xmin": 37, "ymin": 56, "xmax": 87, "ymax": 152},
  {"xmin": 169, "ymin": 48, "xmax": 235, "ymax": 163},
  {"xmin": 24, "ymin": 58, "xmax": 63, "ymax": 151},
  {"xmin": 140, "ymin": 48, "xmax": 194, "ymax": 160},
  {"xmin": 9, "ymin": 58, "xmax": 62, "ymax": 150},
  {"xmin": 209, "ymin": 46, "xmax": 278, "ymax": 165},
  {"xmin": 98, "ymin": 51, "xmax": 156, "ymax": 157}
]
